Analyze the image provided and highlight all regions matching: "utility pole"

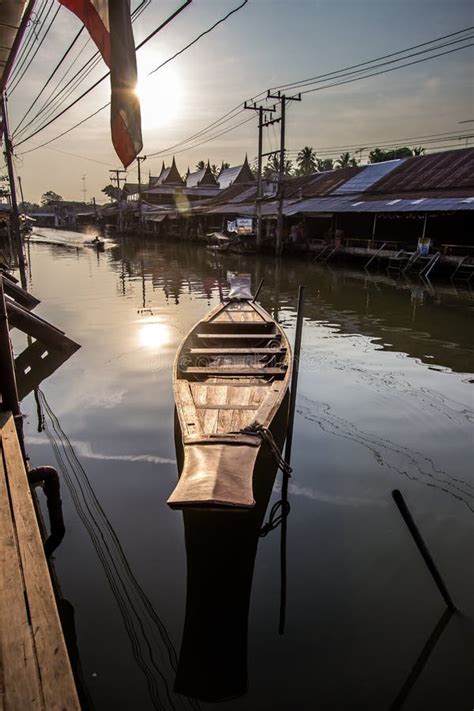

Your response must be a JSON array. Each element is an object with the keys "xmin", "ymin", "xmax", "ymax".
[
  {"xmin": 244, "ymin": 101, "xmax": 277, "ymax": 249},
  {"xmin": 110, "ymin": 168, "xmax": 126, "ymax": 234},
  {"xmin": 17, "ymin": 175, "xmax": 25, "ymax": 208},
  {"xmin": 136, "ymin": 155, "xmax": 147, "ymax": 236},
  {"xmin": 1, "ymin": 93, "xmax": 26, "ymax": 288},
  {"xmin": 267, "ymin": 91, "xmax": 302, "ymax": 256},
  {"xmin": 81, "ymin": 174, "xmax": 87, "ymax": 203}
]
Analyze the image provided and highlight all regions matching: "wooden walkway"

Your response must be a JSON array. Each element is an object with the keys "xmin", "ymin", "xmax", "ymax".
[{"xmin": 0, "ymin": 412, "xmax": 80, "ymax": 711}]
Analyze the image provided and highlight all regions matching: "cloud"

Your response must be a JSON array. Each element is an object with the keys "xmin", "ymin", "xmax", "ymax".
[{"xmin": 27, "ymin": 435, "xmax": 176, "ymax": 465}]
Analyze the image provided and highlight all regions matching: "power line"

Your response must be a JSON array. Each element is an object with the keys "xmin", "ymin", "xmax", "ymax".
[
  {"xmin": 299, "ymin": 43, "xmax": 473, "ymax": 96},
  {"xmin": 13, "ymin": 26, "xmax": 86, "ymax": 135},
  {"xmin": 148, "ymin": 0, "xmax": 248, "ymax": 74},
  {"xmin": 270, "ymin": 26, "xmax": 473, "ymax": 93},
  {"xmin": 285, "ymin": 129, "xmax": 474, "ymax": 156},
  {"xmin": 13, "ymin": 0, "xmax": 151, "ymax": 139},
  {"xmin": 14, "ymin": 0, "xmax": 193, "ymax": 149},
  {"xmin": 7, "ymin": 0, "xmax": 50, "ymax": 85},
  {"xmin": 15, "ymin": 0, "xmax": 246, "ymax": 147},
  {"xmin": 8, "ymin": 2, "xmax": 62, "ymax": 96},
  {"xmin": 15, "ymin": 25, "xmax": 473, "ymax": 162}
]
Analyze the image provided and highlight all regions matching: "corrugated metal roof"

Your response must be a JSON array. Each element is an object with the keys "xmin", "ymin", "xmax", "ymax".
[
  {"xmin": 333, "ymin": 160, "xmax": 403, "ymax": 194},
  {"xmin": 369, "ymin": 148, "xmax": 474, "ymax": 193},
  {"xmin": 285, "ymin": 195, "xmax": 474, "ymax": 215},
  {"xmin": 217, "ymin": 165, "xmax": 244, "ymax": 189}
]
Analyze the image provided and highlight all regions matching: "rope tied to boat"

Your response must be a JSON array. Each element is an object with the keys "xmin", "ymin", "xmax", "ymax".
[
  {"xmin": 237, "ymin": 423, "xmax": 292, "ymax": 478},
  {"xmin": 259, "ymin": 499, "xmax": 291, "ymax": 537}
]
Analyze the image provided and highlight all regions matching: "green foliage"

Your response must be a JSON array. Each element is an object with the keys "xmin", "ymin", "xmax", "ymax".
[
  {"xmin": 335, "ymin": 152, "xmax": 358, "ymax": 169},
  {"xmin": 316, "ymin": 158, "xmax": 334, "ymax": 171},
  {"xmin": 41, "ymin": 190, "xmax": 63, "ymax": 206},
  {"xmin": 102, "ymin": 184, "xmax": 122, "ymax": 200},
  {"xmin": 263, "ymin": 154, "xmax": 293, "ymax": 178},
  {"xmin": 368, "ymin": 146, "xmax": 415, "ymax": 163},
  {"xmin": 296, "ymin": 146, "xmax": 317, "ymax": 175},
  {"xmin": 195, "ymin": 160, "xmax": 206, "ymax": 171}
]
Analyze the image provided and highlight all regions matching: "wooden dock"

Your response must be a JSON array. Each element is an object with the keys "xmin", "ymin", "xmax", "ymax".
[{"xmin": 0, "ymin": 412, "xmax": 80, "ymax": 711}]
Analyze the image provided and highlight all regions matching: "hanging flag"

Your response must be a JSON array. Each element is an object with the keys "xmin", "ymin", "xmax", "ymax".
[{"xmin": 58, "ymin": 0, "xmax": 142, "ymax": 167}]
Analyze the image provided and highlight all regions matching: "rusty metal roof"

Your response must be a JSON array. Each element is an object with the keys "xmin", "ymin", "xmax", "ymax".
[{"xmin": 369, "ymin": 148, "xmax": 474, "ymax": 194}]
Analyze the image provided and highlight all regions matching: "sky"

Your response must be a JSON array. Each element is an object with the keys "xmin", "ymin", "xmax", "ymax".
[{"xmin": 4, "ymin": 0, "xmax": 474, "ymax": 203}]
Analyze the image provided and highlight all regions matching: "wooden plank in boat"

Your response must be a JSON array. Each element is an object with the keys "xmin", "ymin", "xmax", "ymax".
[
  {"xmin": 196, "ymin": 332, "xmax": 281, "ymax": 340},
  {"xmin": 183, "ymin": 366, "xmax": 286, "ymax": 376},
  {"xmin": 189, "ymin": 348, "xmax": 285, "ymax": 355},
  {"xmin": 175, "ymin": 380, "xmax": 201, "ymax": 438},
  {"xmin": 198, "ymin": 321, "xmax": 274, "ymax": 333}
]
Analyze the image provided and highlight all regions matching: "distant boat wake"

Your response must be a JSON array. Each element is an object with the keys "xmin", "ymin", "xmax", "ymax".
[{"xmin": 30, "ymin": 228, "xmax": 101, "ymax": 248}]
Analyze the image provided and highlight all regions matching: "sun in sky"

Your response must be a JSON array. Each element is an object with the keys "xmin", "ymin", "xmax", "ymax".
[{"xmin": 134, "ymin": 55, "xmax": 183, "ymax": 131}]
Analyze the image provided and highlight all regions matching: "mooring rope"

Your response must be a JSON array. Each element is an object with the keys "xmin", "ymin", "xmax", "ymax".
[
  {"xmin": 259, "ymin": 499, "xmax": 291, "ymax": 537},
  {"xmin": 237, "ymin": 423, "xmax": 293, "ymax": 478}
]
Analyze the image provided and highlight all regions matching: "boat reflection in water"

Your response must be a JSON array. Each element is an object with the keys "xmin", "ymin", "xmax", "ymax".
[{"xmin": 173, "ymin": 397, "xmax": 288, "ymax": 702}]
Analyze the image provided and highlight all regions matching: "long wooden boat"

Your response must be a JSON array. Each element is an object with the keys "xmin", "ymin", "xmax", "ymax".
[{"xmin": 168, "ymin": 288, "xmax": 292, "ymax": 508}]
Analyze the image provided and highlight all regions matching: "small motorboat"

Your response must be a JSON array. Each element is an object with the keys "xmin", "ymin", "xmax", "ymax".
[
  {"xmin": 168, "ymin": 276, "xmax": 292, "ymax": 508},
  {"xmin": 84, "ymin": 237, "xmax": 105, "ymax": 251}
]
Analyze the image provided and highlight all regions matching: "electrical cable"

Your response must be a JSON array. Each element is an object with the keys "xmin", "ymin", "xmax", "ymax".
[
  {"xmin": 13, "ymin": 0, "xmax": 151, "ymax": 139},
  {"xmin": 149, "ymin": 0, "xmax": 248, "ymax": 75},
  {"xmin": 271, "ymin": 25, "xmax": 473, "ymax": 92},
  {"xmin": 9, "ymin": 2, "xmax": 62, "ymax": 96},
  {"xmin": 14, "ymin": 0, "xmax": 193, "ymax": 148},
  {"xmin": 13, "ymin": 26, "xmax": 86, "ymax": 135},
  {"xmin": 7, "ymin": 0, "xmax": 50, "ymax": 85}
]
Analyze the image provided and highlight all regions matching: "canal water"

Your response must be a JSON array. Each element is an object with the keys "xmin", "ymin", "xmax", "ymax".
[{"xmin": 16, "ymin": 229, "xmax": 474, "ymax": 711}]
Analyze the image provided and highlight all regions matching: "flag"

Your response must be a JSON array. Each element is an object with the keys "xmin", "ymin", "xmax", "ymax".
[{"xmin": 58, "ymin": 0, "xmax": 142, "ymax": 167}]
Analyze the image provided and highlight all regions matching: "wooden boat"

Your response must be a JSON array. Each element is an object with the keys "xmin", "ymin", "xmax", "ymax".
[{"xmin": 168, "ymin": 284, "xmax": 292, "ymax": 508}]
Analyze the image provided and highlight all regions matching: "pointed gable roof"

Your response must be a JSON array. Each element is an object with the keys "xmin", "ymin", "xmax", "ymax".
[
  {"xmin": 217, "ymin": 155, "xmax": 255, "ymax": 189},
  {"xmin": 186, "ymin": 161, "xmax": 219, "ymax": 189},
  {"xmin": 154, "ymin": 157, "xmax": 185, "ymax": 187}
]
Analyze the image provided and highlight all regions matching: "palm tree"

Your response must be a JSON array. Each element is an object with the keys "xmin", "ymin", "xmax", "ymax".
[
  {"xmin": 336, "ymin": 152, "xmax": 358, "ymax": 169},
  {"xmin": 296, "ymin": 146, "xmax": 317, "ymax": 175},
  {"xmin": 263, "ymin": 154, "xmax": 293, "ymax": 179},
  {"xmin": 316, "ymin": 158, "xmax": 334, "ymax": 171},
  {"xmin": 195, "ymin": 160, "xmax": 206, "ymax": 171}
]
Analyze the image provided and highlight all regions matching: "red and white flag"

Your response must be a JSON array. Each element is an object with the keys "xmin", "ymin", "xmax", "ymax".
[{"xmin": 58, "ymin": 0, "xmax": 142, "ymax": 167}]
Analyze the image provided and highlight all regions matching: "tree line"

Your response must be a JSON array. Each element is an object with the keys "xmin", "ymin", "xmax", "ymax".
[{"xmin": 263, "ymin": 145, "xmax": 425, "ymax": 177}]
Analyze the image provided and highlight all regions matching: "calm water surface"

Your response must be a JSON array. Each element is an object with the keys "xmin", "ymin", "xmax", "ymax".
[{"xmin": 16, "ymin": 229, "xmax": 474, "ymax": 711}]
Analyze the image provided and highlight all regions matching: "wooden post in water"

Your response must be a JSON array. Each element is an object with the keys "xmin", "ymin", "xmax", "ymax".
[
  {"xmin": 392, "ymin": 490, "xmax": 456, "ymax": 611},
  {"xmin": 279, "ymin": 285, "xmax": 305, "ymax": 635},
  {"xmin": 253, "ymin": 278, "xmax": 264, "ymax": 302}
]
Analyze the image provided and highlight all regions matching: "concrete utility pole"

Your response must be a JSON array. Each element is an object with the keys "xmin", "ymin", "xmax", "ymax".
[
  {"xmin": 244, "ymin": 101, "xmax": 277, "ymax": 249},
  {"xmin": 136, "ymin": 155, "xmax": 147, "ymax": 236},
  {"xmin": 81, "ymin": 174, "xmax": 87, "ymax": 203},
  {"xmin": 110, "ymin": 169, "xmax": 126, "ymax": 233},
  {"xmin": 267, "ymin": 91, "xmax": 302, "ymax": 256},
  {"xmin": 1, "ymin": 93, "xmax": 26, "ymax": 287}
]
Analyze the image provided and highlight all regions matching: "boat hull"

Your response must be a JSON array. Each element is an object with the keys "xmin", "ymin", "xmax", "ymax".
[{"xmin": 169, "ymin": 298, "xmax": 292, "ymax": 508}]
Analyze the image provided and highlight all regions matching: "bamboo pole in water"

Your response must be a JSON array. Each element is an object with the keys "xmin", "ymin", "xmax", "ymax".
[{"xmin": 279, "ymin": 285, "xmax": 305, "ymax": 635}]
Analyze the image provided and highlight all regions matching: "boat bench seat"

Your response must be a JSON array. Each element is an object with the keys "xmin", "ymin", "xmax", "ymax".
[
  {"xmin": 196, "ymin": 333, "xmax": 281, "ymax": 340},
  {"xmin": 182, "ymin": 366, "xmax": 287, "ymax": 377},
  {"xmin": 188, "ymin": 348, "xmax": 286, "ymax": 355}
]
